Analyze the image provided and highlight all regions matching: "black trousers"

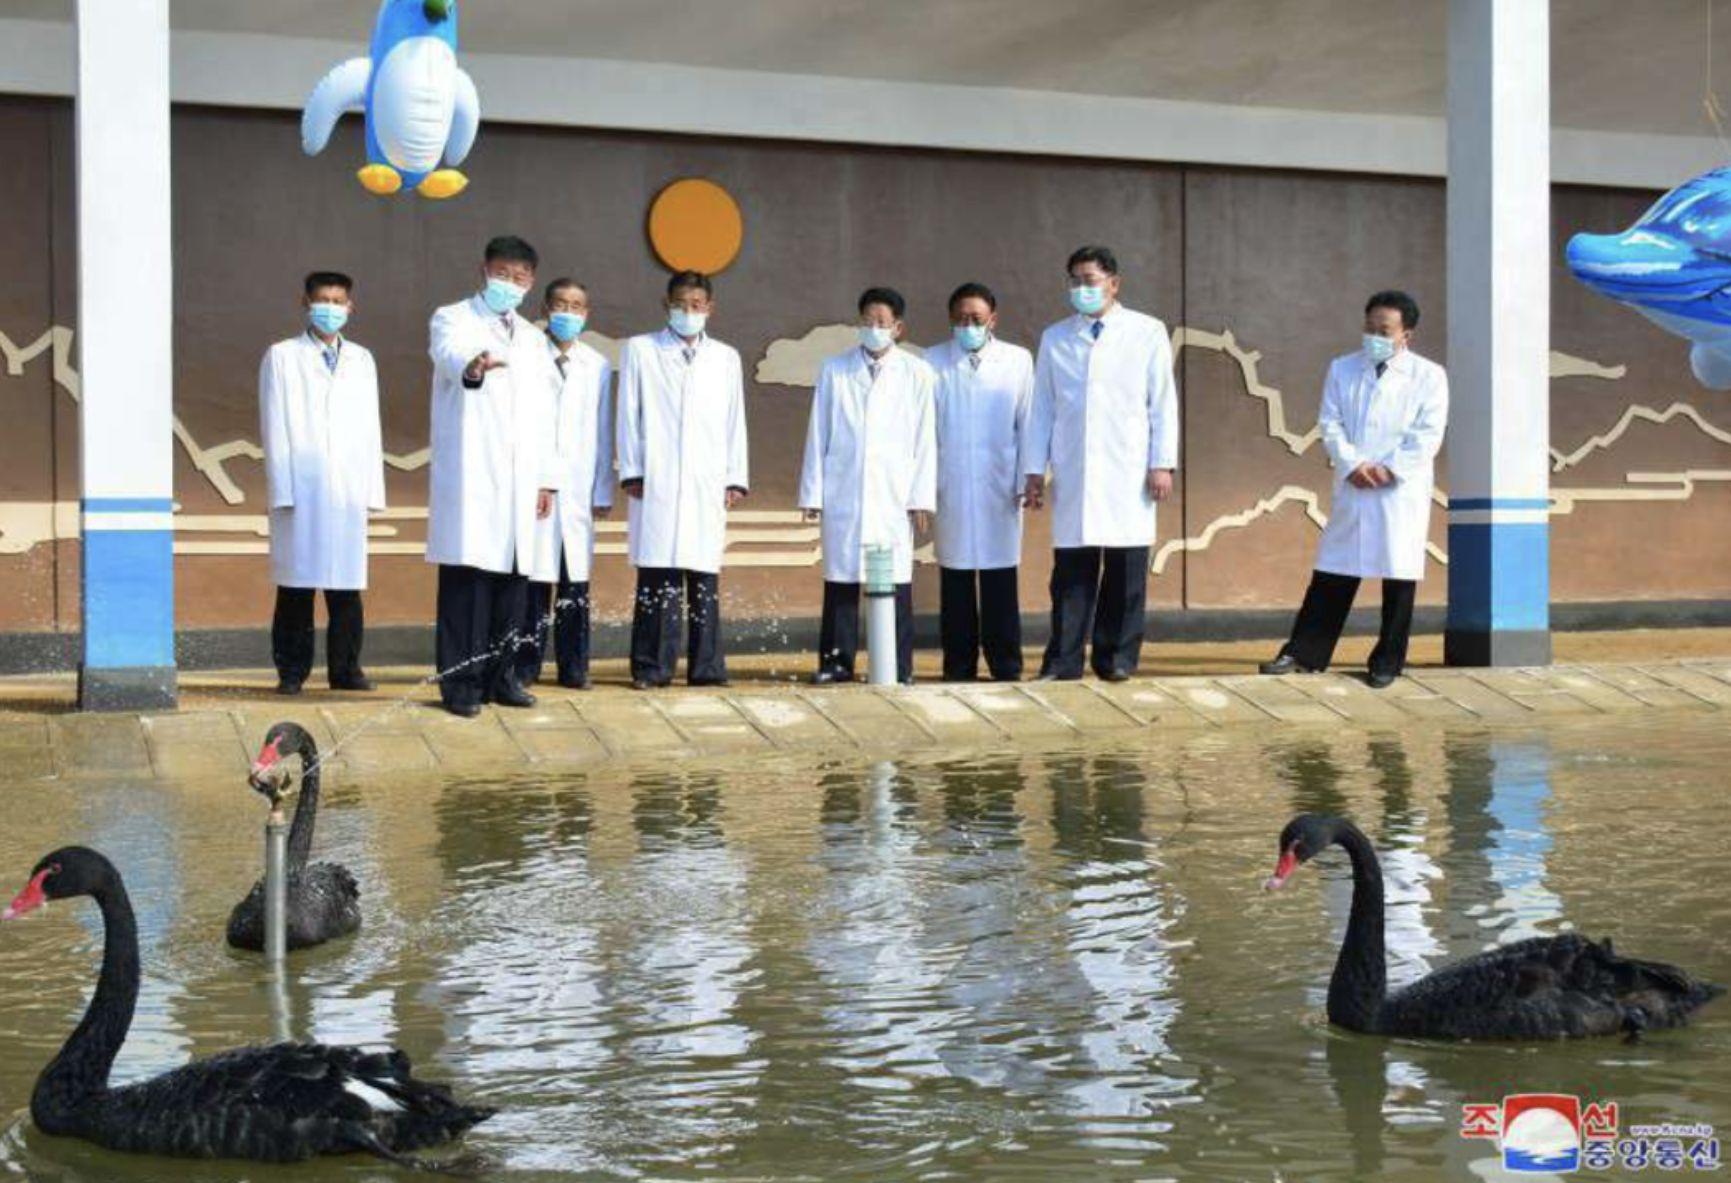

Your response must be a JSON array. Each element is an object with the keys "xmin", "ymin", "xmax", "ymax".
[
  {"xmin": 1040, "ymin": 546, "xmax": 1149, "ymax": 679},
  {"xmin": 517, "ymin": 556, "xmax": 591, "ymax": 687},
  {"xmin": 436, "ymin": 564, "xmax": 532, "ymax": 708},
  {"xmin": 939, "ymin": 566, "xmax": 1022, "ymax": 681},
  {"xmin": 630, "ymin": 567, "xmax": 726, "ymax": 685},
  {"xmin": 271, "ymin": 587, "xmax": 364, "ymax": 685},
  {"xmin": 1281, "ymin": 570, "xmax": 1417, "ymax": 676},
  {"xmin": 819, "ymin": 580, "xmax": 915, "ymax": 683}
]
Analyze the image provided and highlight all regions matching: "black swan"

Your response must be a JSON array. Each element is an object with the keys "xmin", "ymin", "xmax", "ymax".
[
  {"xmin": 2, "ymin": 845, "xmax": 493, "ymax": 1164},
  {"xmin": 1265, "ymin": 813, "xmax": 1723, "ymax": 1040},
  {"xmin": 226, "ymin": 721, "xmax": 360, "ymax": 952}
]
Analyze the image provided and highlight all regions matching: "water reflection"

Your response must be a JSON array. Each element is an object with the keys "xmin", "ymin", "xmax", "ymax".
[
  {"xmin": 613, "ymin": 769, "xmax": 760, "ymax": 1174},
  {"xmin": 0, "ymin": 717, "xmax": 1724, "ymax": 1182},
  {"xmin": 1439, "ymin": 736, "xmax": 1563, "ymax": 957},
  {"xmin": 807, "ymin": 761, "xmax": 953, "ymax": 1087},
  {"xmin": 1047, "ymin": 751, "xmax": 1187, "ymax": 1130}
]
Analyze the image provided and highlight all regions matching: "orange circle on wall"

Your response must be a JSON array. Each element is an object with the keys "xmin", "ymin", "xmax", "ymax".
[{"xmin": 647, "ymin": 178, "xmax": 744, "ymax": 274}]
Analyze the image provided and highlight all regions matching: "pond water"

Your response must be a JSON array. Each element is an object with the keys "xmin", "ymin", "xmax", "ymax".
[{"xmin": 0, "ymin": 712, "xmax": 1725, "ymax": 1181}]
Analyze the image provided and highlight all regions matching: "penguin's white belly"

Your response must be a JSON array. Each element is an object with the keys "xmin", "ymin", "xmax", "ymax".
[{"xmin": 372, "ymin": 36, "xmax": 456, "ymax": 173}]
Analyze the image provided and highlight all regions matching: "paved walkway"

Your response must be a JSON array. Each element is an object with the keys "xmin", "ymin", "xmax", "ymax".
[{"xmin": 4, "ymin": 631, "xmax": 1730, "ymax": 783}]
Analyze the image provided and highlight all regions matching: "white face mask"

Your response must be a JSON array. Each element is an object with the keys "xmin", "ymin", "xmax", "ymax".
[
  {"xmin": 1069, "ymin": 284, "xmax": 1108, "ymax": 315},
  {"xmin": 1363, "ymin": 333, "xmax": 1398, "ymax": 364},
  {"xmin": 669, "ymin": 308, "xmax": 708, "ymax": 338},
  {"xmin": 858, "ymin": 324, "xmax": 896, "ymax": 352}
]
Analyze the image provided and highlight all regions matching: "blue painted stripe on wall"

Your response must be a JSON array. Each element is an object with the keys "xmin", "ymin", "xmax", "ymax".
[
  {"xmin": 82, "ymin": 497, "xmax": 175, "ymax": 513},
  {"xmin": 1446, "ymin": 521, "xmax": 1550, "ymax": 633},
  {"xmin": 83, "ymin": 528, "xmax": 175, "ymax": 668},
  {"xmin": 1447, "ymin": 497, "xmax": 1552, "ymax": 511}
]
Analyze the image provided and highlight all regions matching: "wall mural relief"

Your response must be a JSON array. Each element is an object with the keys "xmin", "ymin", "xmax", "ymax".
[
  {"xmin": 6, "ymin": 318, "xmax": 1726, "ymax": 575},
  {"xmin": 2, "ymin": 101, "xmax": 1728, "ymax": 630}
]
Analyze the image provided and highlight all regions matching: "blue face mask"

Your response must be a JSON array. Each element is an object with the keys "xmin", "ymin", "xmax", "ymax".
[
  {"xmin": 669, "ymin": 308, "xmax": 708, "ymax": 339},
  {"xmin": 307, "ymin": 302, "xmax": 349, "ymax": 336},
  {"xmin": 482, "ymin": 276, "xmax": 528, "ymax": 315},
  {"xmin": 858, "ymin": 324, "xmax": 896, "ymax": 353},
  {"xmin": 953, "ymin": 323, "xmax": 990, "ymax": 352},
  {"xmin": 1363, "ymin": 333, "xmax": 1398, "ymax": 364},
  {"xmin": 1069, "ymin": 284, "xmax": 1108, "ymax": 315},
  {"xmin": 548, "ymin": 311, "xmax": 586, "ymax": 343}
]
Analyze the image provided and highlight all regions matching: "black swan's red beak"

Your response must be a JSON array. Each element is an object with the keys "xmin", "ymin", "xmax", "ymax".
[
  {"xmin": 249, "ymin": 736, "xmax": 286, "ymax": 798},
  {"xmin": 2, "ymin": 867, "xmax": 52, "ymax": 921},
  {"xmin": 1264, "ymin": 845, "xmax": 1299, "ymax": 891}
]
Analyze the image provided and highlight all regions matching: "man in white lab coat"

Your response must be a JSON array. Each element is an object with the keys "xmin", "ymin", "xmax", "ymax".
[
  {"xmin": 1022, "ymin": 245, "xmax": 1179, "ymax": 682},
  {"xmin": 426, "ymin": 236, "xmax": 562, "ymax": 718},
  {"xmin": 616, "ymin": 270, "xmax": 750, "ymax": 689},
  {"xmin": 799, "ymin": 286, "xmax": 938, "ymax": 685},
  {"xmin": 928, "ymin": 281, "xmax": 1034, "ymax": 682},
  {"xmin": 1261, "ymin": 291, "xmax": 1448, "ymax": 688},
  {"xmin": 515, "ymin": 277, "xmax": 613, "ymax": 691},
  {"xmin": 260, "ymin": 270, "xmax": 386, "ymax": 695}
]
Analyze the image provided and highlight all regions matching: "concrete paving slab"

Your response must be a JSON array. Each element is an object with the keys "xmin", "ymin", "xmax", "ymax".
[
  {"xmin": 1220, "ymin": 675, "xmax": 1344, "ymax": 725},
  {"xmin": 1404, "ymin": 672, "xmax": 1533, "ymax": 719},
  {"xmin": 948, "ymin": 685, "xmax": 1080, "ymax": 738},
  {"xmin": 52, "ymin": 714, "xmax": 152, "ymax": 777},
  {"xmin": 1019, "ymin": 682, "xmax": 1140, "ymax": 731},
  {"xmin": 142, "ymin": 711, "xmax": 249, "ymax": 779}
]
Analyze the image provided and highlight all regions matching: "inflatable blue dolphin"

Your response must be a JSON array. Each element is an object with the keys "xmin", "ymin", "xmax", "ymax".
[
  {"xmin": 300, "ymin": 0, "xmax": 478, "ymax": 199},
  {"xmin": 1567, "ymin": 167, "xmax": 1731, "ymax": 388}
]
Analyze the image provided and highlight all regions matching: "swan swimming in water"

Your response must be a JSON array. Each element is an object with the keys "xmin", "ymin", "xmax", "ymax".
[
  {"xmin": 3, "ymin": 845, "xmax": 493, "ymax": 1164},
  {"xmin": 1265, "ymin": 813, "xmax": 1723, "ymax": 1040}
]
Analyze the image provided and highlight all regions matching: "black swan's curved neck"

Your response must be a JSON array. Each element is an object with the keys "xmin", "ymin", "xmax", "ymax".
[
  {"xmin": 285, "ymin": 735, "xmax": 322, "ymax": 871},
  {"xmin": 1327, "ymin": 820, "xmax": 1387, "ymax": 1032},
  {"xmin": 34, "ymin": 872, "xmax": 138, "ymax": 1121}
]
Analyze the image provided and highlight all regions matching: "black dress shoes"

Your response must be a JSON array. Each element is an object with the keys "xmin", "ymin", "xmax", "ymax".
[
  {"xmin": 1098, "ymin": 669, "xmax": 1131, "ymax": 683},
  {"xmin": 557, "ymin": 674, "xmax": 591, "ymax": 690},
  {"xmin": 330, "ymin": 674, "xmax": 375, "ymax": 692},
  {"xmin": 1035, "ymin": 672, "xmax": 1080, "ymax": 682},
  {"xmin": 494, "ymin": 684, "xmax": 537, "ymax": 708},
  {"xmin": 1366, "ymin": 669, "xmax": 1399, "ymax": 690},
  {"xmin": 1259, "ymin": 654, "xmax": 1317, "ymax": 676},
  {"xmin": 689, "ymin": 676, "xmax": 730, "ymax": 688},
  {"xmin": 810, "ymin": 670, "xmax": 853, "ymax": 686},
  {"xmin": 275, "ymin": 679, "xmax": 303, "ymax": 696},
  {"xmin": 445, "ymin": 701, "xmax": 482, "ymax": 719}
]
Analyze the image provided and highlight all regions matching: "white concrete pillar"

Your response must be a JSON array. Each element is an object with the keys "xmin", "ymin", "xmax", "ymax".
[
  {"xmin": 1444, "ymin": 0, "xmax": 1552, "ymax": 667},
  {"xmin": 75, "ymin": 0, "xmax": 177, "ymax": 709}
]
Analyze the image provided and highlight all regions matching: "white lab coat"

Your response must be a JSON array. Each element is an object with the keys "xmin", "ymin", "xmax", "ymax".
[
  {"xmin": 927, "ymin": 336, "xmax": 1033, "ymax": 570},
  {"xmin": 1023, "ymin": 305, "xmax": 1180, "ymax": 549},
  {"xmin": 798, "ymin": 346, "xmax": 938, "ymax": 584},
  {"xmin": 533, "ymin": 336, "xmax": 614, "ymax": 584},
  {"xmin": 259, "ymin": 333, "xmax": 386, "ymax": 590},
  {"xmin": 425, "ymin": 295, "xmax": 564, "ymax": 580},
  {"xmin": 615, "ymin": 329, "xmax": 749, "ymax": 575},
  {"xmin": 1314, "ymin": 348, "xmax": 1449, "ymax": 581}
]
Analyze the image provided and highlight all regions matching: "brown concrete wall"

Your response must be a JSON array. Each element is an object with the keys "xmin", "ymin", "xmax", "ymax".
[{"xmin": 0, "ymin": 95, "xmax": 1725, "ymax": 636}]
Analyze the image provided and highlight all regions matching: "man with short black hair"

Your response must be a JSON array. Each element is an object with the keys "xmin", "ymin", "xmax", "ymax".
[
  {"xmin": 799, "ymin": 286, "xmax": 937, "ymax": 685},
  {"xmin": 518, "ymin": 277, "xmax": 613, "ymax": 691},
  {"xmin": 616, "ymin": 269, "xmax": 749, "ymax": 689},
  {"xmin": 1022, "ymin": 245, "xmax": 1179, "ymax": 682},
  {"xmin": 426, "ymin": 235, "xmax": 561, "ymax": 717},
  {"xmin": 1260, "ymin": 290, "xmax": 1448, "ymax": 688},
  {"xmin": 260, "ymin": 270, "xmax": 385, "ymax": 695},
  {"xmin": 929, "ymin": 281, "xmax": 1034, "ymax": 681}
]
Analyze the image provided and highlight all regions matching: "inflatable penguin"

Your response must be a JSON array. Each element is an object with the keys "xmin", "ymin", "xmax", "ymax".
[{"xmin": 301, "ymin": 0, "xmax": 479, "ymax": 199}]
